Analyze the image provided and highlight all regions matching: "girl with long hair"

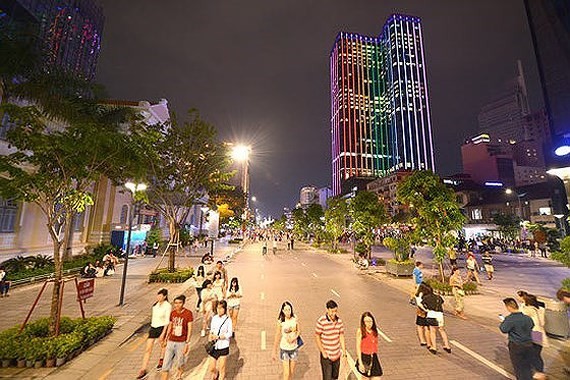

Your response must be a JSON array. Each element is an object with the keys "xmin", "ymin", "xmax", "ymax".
[
  {"xmin": 355, "ymin": 312, "xmax": 383, "ymax": 379},
  {"xmin": 414, "ymin": 283, "xmax": 433, "ymax": 347},
  {"xmin": 272, "ymin": 301, "xmax": 300, "ymax": 380},
  {"xmin": 207, "ymin": 300, "xmax": 233, "ymax": 380},
  {"xmin": 200, "ymin": 279, "xmax": 218, "ymax": 337},
  {"xmin": 521, "ymin": 294, "xmax": 548, "ymax": 380},
  {"xmin": 136, "ymin": 288, "xmax": 171, "ymax": 379},
  {"xmin": 193, "ymin": 265, "xmax": 206, "ymax": 310},
  {"xmin": 212, "ymin": 271, "xmax": 226, "ymax": 301},
  {"xmin": 227, "ymin": 277, "xmax": 242, "ymax": 334}
]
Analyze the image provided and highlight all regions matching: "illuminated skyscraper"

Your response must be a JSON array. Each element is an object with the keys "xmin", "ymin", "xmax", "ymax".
[
  {"xmin": 0, "ymin": 0, "xmax": 104, "ymax": 80},
  {"xmin": 330, "ymin": 14, "xmax": 435, "ymax": 195}
]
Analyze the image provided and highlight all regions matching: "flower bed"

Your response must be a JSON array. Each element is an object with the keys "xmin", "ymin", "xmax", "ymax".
[
  {"xmin": 0, "ymin": 316, "xmax": 116, "ymax": 368},
  {"xmin": 424, "ymin": 277, "xmax": 478, "ymax": 296},
  {"xmin": 148, "ymin": 267, "xmax": 194, "ymax": 283}
]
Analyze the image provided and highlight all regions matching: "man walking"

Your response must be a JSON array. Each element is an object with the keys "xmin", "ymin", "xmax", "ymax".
[
  {"xmin": 412, "ymin": 261, "xmax": 423, "ymax": 290},
  {"xmin": 499, "ymin": 298, "xmax": 535, "ymax": 380},
  {"xmin": 315, "ymin": 300, "xmax": 346, "ymax": 380},
  {"xmin": 481, "ymin": 251, "xmax": 494, "ymax": 280},
  {"xmin": 161, "ymin": 295, "xmax": 193, "ymax": 380}
]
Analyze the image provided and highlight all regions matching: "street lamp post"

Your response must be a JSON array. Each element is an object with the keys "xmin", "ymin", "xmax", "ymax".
[
  {"xmin": 505, "ymin": 188, "xmax": 526, "ymax": 219},
  {"xmin": 231, "ymin": 144, "xmax": 251, "ymax": 211},
  {"xmin": 119, "ymin": 182, "xmax": 147, "ymax": 306}
]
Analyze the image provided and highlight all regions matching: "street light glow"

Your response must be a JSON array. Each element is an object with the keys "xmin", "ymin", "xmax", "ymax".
[
  {"xmin": 231, "ymin": 145, "xmax": 251, "ymax": 161},
  {"xmin": 251, "ymin": 196, "xmax": 257, "ymax": 202},
  {"xmin": 125, "ymin": 182, "xmax": 147, "ymax": 193},
  {"xmin": 505, "ymin": 188, "xmax": 513, "ymax": 195}
]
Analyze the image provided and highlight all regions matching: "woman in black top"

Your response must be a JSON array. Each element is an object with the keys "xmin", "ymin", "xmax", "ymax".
[{"xmin": 422, "ymin": 287, "xmax": 451, "ymax": 354}]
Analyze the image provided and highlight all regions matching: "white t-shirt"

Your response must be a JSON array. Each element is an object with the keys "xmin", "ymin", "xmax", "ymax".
[
  {"xmin": 279, "ymin": 317, "xmax": 299, "ymax": 350},
  {"xmin": 210, "ymin": 314, "xmax": 233, "ymax": 349},
  {"xmin": 226, "ymin": 287, "xmax": 242, "ymax": 308},
  {"xmin": 151, "ymin": 301, "xmax": 172, "ymax": 328}
]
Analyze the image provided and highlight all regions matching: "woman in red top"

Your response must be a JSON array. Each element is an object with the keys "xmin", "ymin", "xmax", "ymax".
[{"xmin": 355, "ymin": 312, "xmax": 383, "ymax": 379}]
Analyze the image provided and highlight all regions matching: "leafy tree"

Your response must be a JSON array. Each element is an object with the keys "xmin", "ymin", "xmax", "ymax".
[
  {"xmin": 142, "ymin": 110, "xmax": 232, "ymax": 272},
  {"xmin": 492, "ymin": 213, "xmax": 520, "ymax": 241},
  {"xmin": 272, "ymin": 214, "xmax": 288, "ymax": 233},
  {"xmin": 325, "ymin": 197, "xmax": 348, "ymax": 251},
  {"xmin": 397, "ymin": 170, "xmax": 465, "ymax": 281},
  {"xmin": 209, "ymin": 186, "xmax": 244, "ymax": 224},
  {"xmin": 291, "ymin": 207, "xmax": 308, "ymax": 239},
  {"xmin": 145, "ymin": 226, "xmax": 163, "ymax": 248},
  {"xmin": 349, "ymin": 191, "xmax": 387, "ymax": 257},
  {"xmin": 306, "ymin": 204, "xmax": 325, "ymax": 242}
]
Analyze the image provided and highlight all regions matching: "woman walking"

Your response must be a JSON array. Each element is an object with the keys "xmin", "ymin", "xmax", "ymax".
[
  {"xmin": 227, "ymin": 277, "xmax": 242, "ymax": 334},
  {"xmin": 212, "ymin": 271, "xmax": 226, "ymax": 301},
  {"xmin": 200, "ymin": 279, "xmax": 218, "ymax": 337},
  {"xmin": 355, "ymin": 312, "xmax": 383, "ymax": 379},
  {"xmin": 422, "ymin": 286, "xmax": 452, "ymax": 355},
  {"xmin": 449, "ymin": 267, "xmax": 467, "ymax": 320},
  {"xmin": 272, "ymin": 301, "xmax": 300, "ymax": 380},
  {"xmin": 521, "ymin": 294, "xmax": 548, "ymax": 380},
  {"xmin": 207, "ymin": 300, "xmax": 233, "ymax": 380},
  {"xmin": 193, "ymin": 265, "xmax": 206, "ymax": 311},
  {"xmin": 414, "ymin": 283, "xmax": 432, "ymax": 348},
  {"xmin": 136, "ymin": 288, "xmax": 171, "ymax": 379},
  {"xmin": 465, "ymin": 253, "xmax": 482, "ymax": 285}
]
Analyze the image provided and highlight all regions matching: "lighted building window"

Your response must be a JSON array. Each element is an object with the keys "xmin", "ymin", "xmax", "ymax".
[
  {"xmin": 471, "ymin": 209, "xmax": 482, "ymax": 220},
  {"xmin": 538, "ymin": 207, "xmax": 552, "ymax": 216},
  {"xmin": 0, "ymin": 198, "xmax": 17, "ymax": 233}
]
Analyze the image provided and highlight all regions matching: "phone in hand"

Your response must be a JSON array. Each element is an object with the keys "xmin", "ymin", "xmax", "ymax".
[{"xmin": 498, "ymin": 314, "xmax": 505, "ymax": 322}]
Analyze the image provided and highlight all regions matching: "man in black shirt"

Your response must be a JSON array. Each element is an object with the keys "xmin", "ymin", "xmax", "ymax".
[{"xmin": 499, "ymin": 298, "xmax": 535, "ymax": 379}]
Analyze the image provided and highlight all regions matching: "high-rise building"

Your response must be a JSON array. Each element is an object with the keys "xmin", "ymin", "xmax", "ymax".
[
  {"xmin": 330, "ymin": 14, "xmax": 435, "ymax": 196},
  {"xmin": 478, "ymin": 61, "xmax": 530, "ymax": 143},
  {"xmin": 0, "ymin": 0, "xmax": 104, "ymax": 80}
]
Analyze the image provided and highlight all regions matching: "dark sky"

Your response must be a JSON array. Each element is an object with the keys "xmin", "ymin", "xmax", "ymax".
[{"xmin": 96, "ymin": 0, "xmax": 542, "ymax": 217}]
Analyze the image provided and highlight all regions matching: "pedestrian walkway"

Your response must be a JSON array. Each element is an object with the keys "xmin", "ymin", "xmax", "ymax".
[{"xmin": 0, "ymin": 241, "xmax": 238, "ymax": 380}]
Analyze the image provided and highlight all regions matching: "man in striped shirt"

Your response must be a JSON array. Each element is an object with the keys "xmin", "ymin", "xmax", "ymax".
[{"xmin": 315, "ymin": 300, "xmax": 346, "ymax": 380}]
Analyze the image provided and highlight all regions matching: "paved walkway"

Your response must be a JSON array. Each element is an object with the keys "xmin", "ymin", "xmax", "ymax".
[{"xmin": 0, "ymin": 241, "xmax": 238, "ymax": 379}]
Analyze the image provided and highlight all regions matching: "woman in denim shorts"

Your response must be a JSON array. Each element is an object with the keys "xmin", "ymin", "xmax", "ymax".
[
  {"xmin": 226, "ymin": 277, "xmax": 242, "ymax": 335},
  {"xmin": 272, "ymin": 301, "xmax": 300, "ymax": 380}
]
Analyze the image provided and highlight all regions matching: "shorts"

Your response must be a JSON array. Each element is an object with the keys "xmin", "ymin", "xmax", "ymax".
[
  {"xmin": 162, "ymin": 341, "xmax": 186, "ymax": 372},
  {"xmin": 148, "ymin": 326, "xmax": 165, "ymax": 339},
  {"xmin": 484, "ymin": 264, "xmax": 494, "ymax": 273},
  {"xmin": 280, "ymin": 348, "xmax": 299, "ymax": 361},
  {"xmin": 228, "ymin": 304, "xmax": 240, "ymax": 310},
  {"xmin": 415, "ymin": 316, "xmax": 429, "ymax": 326},
  {"xmin": 356, "ymin": 353, "xmax": 383, "ymax": 377},
  {"xmin": 209, "ymin": 347, "xmax": 229, "ymax": 359}
]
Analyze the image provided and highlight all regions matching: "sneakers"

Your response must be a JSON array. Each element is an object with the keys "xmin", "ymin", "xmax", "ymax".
[
  {"xmin": 136, "ymin": 370, "xmax": 148, "ymax": 379},
  {"xmin": 200, "ymin": 329, "xmax": 206, "ymax": 337},
  {"xmin": 156, "ymin": 358, "xmax": 163, "ymax": 370}
]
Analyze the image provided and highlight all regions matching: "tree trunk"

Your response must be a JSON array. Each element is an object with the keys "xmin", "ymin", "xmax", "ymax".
[
  {"xmin": 61, "ymin": 213, "xmax": 75, "ymax": 261},
  {"xmin": 48, "ymin": 240, "xmax": 63, "ymax": 336},
  {"xmin": 167, "ymin": 218, "xmax": 179, "ymax": 272},
  {"xmin": 439, "ymin": 262, "xmax": 445, "ymax": 283}
]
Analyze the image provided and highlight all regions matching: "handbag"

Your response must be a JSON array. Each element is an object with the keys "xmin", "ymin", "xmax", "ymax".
[
  {"xmin": 205, "ymin": 317, "xmax": 229, "ymax": 355},
  {"xmin": 531, "ymin": 330, "xmax": 543, "ymax": 344},
  {"xmin": 296, "ymin": 335, "xmax": 304, "ymax": 348}
]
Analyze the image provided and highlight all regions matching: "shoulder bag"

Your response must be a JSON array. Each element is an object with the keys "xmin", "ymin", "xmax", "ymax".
[{"xmin": 205, "ymin": 317, "xmax": 229, "ymax": 355}]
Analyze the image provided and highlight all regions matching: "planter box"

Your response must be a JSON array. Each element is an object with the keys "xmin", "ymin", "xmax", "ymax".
[
  {"xmin": 56, "ymin": 357, "xmax": 66, "ymax": 367},
  {"xmin": 385, "ymin": 261, "xmax": 415, "ymax": 277},
  {"xmin": 1, "ymin": 359, "xmax": 11, "ymax": 368},
  {"xmin": 45, "ymin": 358, "xmax": 56, "ymax": 368},
  {"xmin": 34, "ymin": 360, "xmax": 44, "ymax": 369}
]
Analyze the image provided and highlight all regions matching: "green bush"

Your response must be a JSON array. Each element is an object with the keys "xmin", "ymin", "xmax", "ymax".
[
  {"xmin": 148, "ymin": 267, "xmax": 194, "ymax": 283},
  {"xmin": 424, "ymin": 277, "xmax": 478, "ymax": 294},
  {"xmin": 551, "ymin": 250, "xmax": 570, "ymax": 267},
  {"xmin": 0, "ymin": 316, "xmax": 116, "ymax": 363},
  {"xmin": 562, "ymin": 278, "xmax": 570, "ymax": 291}
]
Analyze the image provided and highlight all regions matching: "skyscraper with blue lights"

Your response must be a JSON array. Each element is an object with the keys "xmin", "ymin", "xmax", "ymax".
[{"xmin": 330, "ymin": 14, "xmax": 435, "ymax": 195}]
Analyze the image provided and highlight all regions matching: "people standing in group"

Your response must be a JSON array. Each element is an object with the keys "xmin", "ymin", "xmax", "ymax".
[
  {"xmin": 499, "ymin": 298, "xmax": 536, "ymax": 380},
  {"xmin": 0, "ymin": 267, "xmax": 10, "ymax": 298},
  {"xmin": 315, "ymin": 300, "xmax": 346, "ymax": 380},
  {"xmin": 193, "ymin": 265, "xmax": 206, "ymax": 311},
  {"xmin": 520, "ymin": 294, "xmax": 548, "ymax": 379},
  {"xmin": 412, "ymin": 262, "xmax": 423, "ymax": 290},
  {"xmin": 160, "ymin": 295, "xmax": 193, "ymax": 380},
  {"xmin": 465, "ymin": 253, "xmax": 482, "ymax": 285},
  {"xmin": 137, "ymin": 288, "xmax": 172, "ymax": 379},
  {"xmin": 212, "ymin": 271, "xmax": 226, "ymax": 302},
  {"xmin": 414, "ymin": 283, "xmax": 432, "ymax": 348},
  {"xmin": 200, "ymin": 279, "xmax": 218, "ymax": 337},
  {"xmin": 226, "ymin": 277, "xmax": 242, "ymax": 335},
  {"xmin": 207, "ymin": 300, "xmax": 233, "ymax": 380},
  {"xmin": 272, "ymin": 301, "xmax": 301, "ymax": 380},
  {"xmin": 481, "ymin": 251, "xmax": 494, "ymax": 280},
  {"xmin": 449, "ymin": 267, "xmax": 467, "ymax": 320},
  {"xmin": 355, "ymin": 312, "xmax": 383, "ymax": 379},
  {"xmin": 421, "ymin": 286, "xmax": 451, "ymax": 355}
]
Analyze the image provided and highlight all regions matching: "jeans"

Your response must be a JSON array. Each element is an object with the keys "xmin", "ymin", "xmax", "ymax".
[
  {"xmin": 532, "ymin": 343, "xmax": 544, "ymax": 373},
  {"xmin": 162, "ymin": 341, "xmax": 186, "ymax": 372},
  {"xmin": 320, "ymin": 354, "xmax": 340, "ymax": 380},
  {"xmin": 508, "ymin": 341, "xmax": 534, "ymax": 380}
]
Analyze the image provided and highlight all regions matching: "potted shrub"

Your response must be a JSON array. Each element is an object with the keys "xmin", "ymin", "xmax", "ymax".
[
  {"xmin": 24, "ymin": 344, "xmax": 36, "ymax": 368},
  {"xmin": 383, "ymin": 236, "xmax": 415, "ymax": 277},
  {"xmin": 45, "ymin": 339, "xmax": 57, "ymax": 368}
]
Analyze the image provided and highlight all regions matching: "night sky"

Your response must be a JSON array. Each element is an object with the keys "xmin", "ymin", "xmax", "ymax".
[{"xmin": 96, "ymin": 0, "xmax": 542, "ymax": 218}]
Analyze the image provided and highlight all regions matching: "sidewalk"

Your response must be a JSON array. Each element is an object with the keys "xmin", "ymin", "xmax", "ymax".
[{"xmin": 0, "ymin": 241, "xmax": 239, "ymax": 380}]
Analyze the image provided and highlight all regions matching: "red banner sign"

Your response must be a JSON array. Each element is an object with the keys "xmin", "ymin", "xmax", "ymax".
[{"xmin": 77, "ymin": 279, "xmax": 95, "ymax": 301}]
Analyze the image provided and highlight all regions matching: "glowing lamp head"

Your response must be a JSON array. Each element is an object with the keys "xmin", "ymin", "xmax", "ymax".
[
  {"xmin": 125, "ymin": 182, "xmax": 147, "ymax": 193},
  {"xmin": 231, "ymin": 145, "xmax": 251, "ymax": 161},
  {"xmin": 505, "ymin": 188, "xmax": 513, "ymax": 195},
  {"xmin": 555, "ymin": 145, "xmax": 570, "ymax": 157}
]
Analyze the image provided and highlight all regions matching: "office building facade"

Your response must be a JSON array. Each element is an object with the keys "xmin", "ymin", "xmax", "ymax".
[{"xmin": 330, "ymin": 14, "xmax": 435, "ymax": 195}]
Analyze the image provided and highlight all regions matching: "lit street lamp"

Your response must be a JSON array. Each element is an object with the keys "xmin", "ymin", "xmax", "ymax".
[
  {"xmin": 505, "ymin": 188, "xmax": 526, "ymax": 219},
  {"xmin": 231, "ymin": 144, "xmax": 251, "ymax": 209},
  {"xmin": 119, "ymin": 181, "xmax": 147, "ymax": 306}
]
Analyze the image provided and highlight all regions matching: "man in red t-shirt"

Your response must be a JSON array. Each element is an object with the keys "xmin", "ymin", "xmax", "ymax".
[{"xmin": 160, "ymin": 295, "xmax": 193, "ymax": 380}]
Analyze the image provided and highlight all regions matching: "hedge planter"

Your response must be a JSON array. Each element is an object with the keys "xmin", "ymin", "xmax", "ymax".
[
  {"xmin": 55, "ymin": 357, "xmax": 66, "ymax": 367},
  {"xmin": 46, "ymin": 358, "xmax": 56, "ymax": 368},
  {"xmin": 386, "ymin": 261, "xmax": 415, "ymax": 277},
  {"xmin": 17, "ymin": 359, "xmax": 25, "ymax": 368},
  {"xmin": 2, "ymin": 359, "xmax": 11, "ymax": 368},
  {"xmin": 148, "ymin": 268, "xmax": 194, "ymax": 283},
  {"xmin": 34, "ymin": 360, "xmax": 43, "ymax": 369}
]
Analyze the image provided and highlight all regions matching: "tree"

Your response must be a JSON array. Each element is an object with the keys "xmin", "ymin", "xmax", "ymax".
[
  {"xmin": 349, "ymin": 191, "xmax": 387, "ymax": 257},
  {"xmin": 397, "ymin": 170, "xmax": 465, "ymax": 281},
  {"xmin": 0, "ymin": 102, "xmax": 138, "ymax": 335},
  {"xmin": 492, "ymin": 213, "xmax": 520, "ymax": 242},
  {"xmin": 325, "ymin": 197, "xmax": 348, "ymax": 251},
  {"xmin": 306, "ymin": 204, "xmax": 325, "ymax": 242},
  {"xmin": 291, "ymin": 207, "xmax": 308, "ymax": 239},
  {"xmin": 142, "ymin": 110, "xmax": 232, "ymax": 272},
  {"xmin": 209, "ymin": 186, "xmax": 244, "ymax": 224}
]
